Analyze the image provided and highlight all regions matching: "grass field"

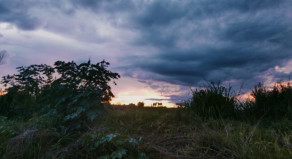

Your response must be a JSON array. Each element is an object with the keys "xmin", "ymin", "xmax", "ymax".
[
  {"xmin": 1, "ymin": 62, "xmax": 291, "ymax": 158},
  {"xmin": 1, "ymin": 106, "xmax": 292, "ymax": 159}
]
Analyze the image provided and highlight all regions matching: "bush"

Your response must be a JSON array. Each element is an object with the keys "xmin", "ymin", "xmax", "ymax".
[
  {"xmin": 137, "ymin": 102, "xmax": 145, "ymax": 108},
  {"xmin": 0, "ymin": 60, "xmax": 120, "ymax": 129},
  {"xmin": 0, "ymin": 87, "xmax": 36, "ymax": 120},
  {"xmin": 189, "ymin": 82, "xmax": 237, "ymax": 119},
  {"xmin": 249, "ymin": 82, "xmax": 292, "ymax": 120}
]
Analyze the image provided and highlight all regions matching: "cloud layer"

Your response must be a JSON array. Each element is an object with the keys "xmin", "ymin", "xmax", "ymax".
[
  {"xmin": 0, "ymin": 0, "xmax": 291, "ymax": 102},
  {"xmin": 126, "ymin": 0, "xmax": 292, "ymax": 87}
]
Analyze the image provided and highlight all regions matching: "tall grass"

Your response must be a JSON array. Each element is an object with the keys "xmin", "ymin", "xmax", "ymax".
[
  {"xmin": 189, "ymin": 81, "xmax": 237, "ymax": 119},
  {"xmin": 248, "ymin": 82, "xmax": 292, "ymax": 120},
  {"xmin": 188, "ymin": 81, "xmax": 292, "ymax": 121}
]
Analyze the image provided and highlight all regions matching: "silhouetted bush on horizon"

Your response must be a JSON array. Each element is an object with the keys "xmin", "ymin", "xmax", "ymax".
[
  {"xmin": 1, "ymin": 59, "xmax": 292, "ymax": 123},
  {"xmin": 189, "ymin": 81, "xmax": 237, "ymax": 119},
  {"xmin": 188, "ymin": 81, "xmax": 292, "ymax": 120},
  {"xmin": 249, "ymin": 82, "xmax": 292, "ymax": 120}
]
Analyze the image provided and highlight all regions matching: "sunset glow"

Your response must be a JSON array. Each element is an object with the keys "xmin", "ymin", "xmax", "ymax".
[{"xmin": 111, "ymin": 77, "xmax": 177, "ymax": 107}]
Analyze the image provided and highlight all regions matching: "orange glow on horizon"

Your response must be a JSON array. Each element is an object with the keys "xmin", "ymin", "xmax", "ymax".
[
  {"xmin": 237, "ymin": 91, "xmax": 255, "ymax": 101},
  {"xmin": 0, "ymin": 89, "xmax": 4, "ymax": 96},
  {"xmin": 110, "ymin": 77, "xmax": 177, "ymax": 107},
  {"xmin": 111, "ymin": 90, "xmax": 176, "ymax": 107}
]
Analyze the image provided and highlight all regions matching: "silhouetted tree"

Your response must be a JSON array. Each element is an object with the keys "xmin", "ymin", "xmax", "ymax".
[
  {"xmin": 1, "ymin": 60, "xmax": 120, "ymax": 127},
  {"xmin": 137, "ymin": 101, "xmax": 144, "ymax": 108},
  {"xmin": 129, "ymin": 103, "xmax": 136, "ymax": 107}
]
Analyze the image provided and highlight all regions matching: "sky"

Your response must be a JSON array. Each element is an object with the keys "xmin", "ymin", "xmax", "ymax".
[{"xmin": 0, "ymin": 0, "xmax": 291, "ymax": 107}]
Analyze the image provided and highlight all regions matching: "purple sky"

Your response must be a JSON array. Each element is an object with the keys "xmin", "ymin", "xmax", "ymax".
[{"xmin": 0, "ymin": 0, "xmax": 292, "ymax": 106}]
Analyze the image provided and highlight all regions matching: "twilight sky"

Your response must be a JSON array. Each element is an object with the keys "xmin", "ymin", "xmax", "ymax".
[{"xmin": 0, "ymin": 0, "xmax": 292, "ymax": 106}]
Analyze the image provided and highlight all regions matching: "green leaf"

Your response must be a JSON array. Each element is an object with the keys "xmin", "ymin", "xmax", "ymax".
[
  {"xmin": 110, "ymin": 149, "xmax": 127, "ymax": 159},
  {"xmin": 126, "ymin": 137, "xmax": 139, "ymax": 145},
  {"xmin": 86, "ymin": 111, "xmax": 98, "ymax": 121},
  {"xmin": 95, "ymin": 134, "xmax": 117, "ymax": 148},
  {"xmin": 64, "ymin": 107, "xmax": 86, "ymax": 121}
]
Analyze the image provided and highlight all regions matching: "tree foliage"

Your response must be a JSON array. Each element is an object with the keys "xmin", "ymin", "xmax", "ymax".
[
  {"xmin": 137, "ymin": 102, "xmax": 144, "ymax": 108},
  {"xmin": 0, "ymin": 60, "xmax": 120, "ymax": 128}
]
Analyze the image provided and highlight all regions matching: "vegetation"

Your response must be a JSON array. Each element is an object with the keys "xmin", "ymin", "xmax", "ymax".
[
  {"xmin": 0, "ymin": 60, "xmax": 120, "ymax": 128},
  {"xmin": 249, "ymin": 82, "xmax": 292, "ymax": 120},
  {"xmin": 137, "ymin": 102, "xmax": 145, "ymax": 108},
  {"xmin": 189, "ymin": 82, "xmax": 236, "ymax": 119},
  {"xmin": 0, "ymin": 60, "xmax": 292, "ymax": 158},
  {"xmin": 188, "ymin": 81, "xmax": 292, "ymax": 121},
  {"xmin": 1, "ymin": 107, "xmax": 291, "ymax": 158}
]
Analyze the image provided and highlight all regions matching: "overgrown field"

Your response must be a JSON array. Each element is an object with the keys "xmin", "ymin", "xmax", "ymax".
[
  {"xmin": 1, "ymin": 107, "xmax": 292, "ymax": 159},
  {"xmin": 1, "ymin": 60, "xmax": 292, "ymax": 158}
]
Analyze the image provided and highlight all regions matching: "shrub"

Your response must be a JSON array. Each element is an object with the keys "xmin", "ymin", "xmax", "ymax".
[
  {"xmin": 137, "ymin": 102, "xmax": 145, "ymax": 108},
  {"xmin": 249, "ymin": 82, "xmax": 292, "ymax": 120},
  {"xmin": 189, "ymin": 82, "xmax": 237, "ymax": 119},
  {"xmin": 0, "ymin": 87, "xmax": 36, "ymax": 120},
  {"xmin": 1, "ymin": 60, "xmax": 120, "ymax": 129}
]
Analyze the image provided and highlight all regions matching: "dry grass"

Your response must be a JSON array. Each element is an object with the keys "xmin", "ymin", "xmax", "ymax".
[
  {"xmin": 93, "ymin": 107, "xmax": 292, "ymax": 158},
  {"xmin": 1, "ymin": 107, "xmax": 292, "ymax": 158}
]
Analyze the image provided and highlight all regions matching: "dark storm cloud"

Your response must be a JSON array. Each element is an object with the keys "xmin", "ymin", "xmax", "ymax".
[
  {"xmin": 72, "ymin": 0, "xmax": 112, "ymax": 8},
  {"xmin": 0, "ymin": 0, "xmax": 291, "ymax": 102},
  {"xmin": 0, "ymin": 1, "xmax": 41, "ymax": 30},
  {"xmin": 220, "ymin": 17, "xmax": 292, "ymax": 45},
  {"xmin": 123, "ymin": 0, "xmax": 292, "ymax": 89},
  {"xmin": 0, "ymin": 3, "xmax": 9, "ymax": 13},
  {"xmin": 132, "ymin": 0, "xmax": 287, "ymax": 47},
  {"xmin": 72, "ymin": 0, "xmax": 134, "ymax": 13}
]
